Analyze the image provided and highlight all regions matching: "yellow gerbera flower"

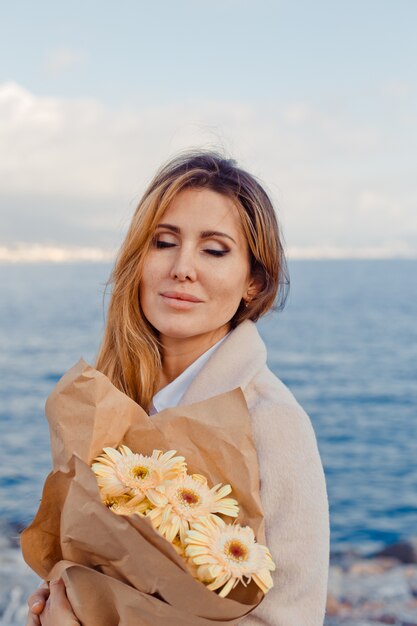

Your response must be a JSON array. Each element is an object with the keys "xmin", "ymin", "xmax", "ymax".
[
  {"xmin": 92, "ymin": 445, "xmax": 187, "ymax": 502},
  {"xmin": 184, "ymin": 517, "xmax": 275, "ymax": 597},
  {"xmin": 102, "ymin": 494, "xmax": 151, "ymax": 516},
  {"xmin": 146, "ymin": 474, "xmax": 239, "ymax": 545}
]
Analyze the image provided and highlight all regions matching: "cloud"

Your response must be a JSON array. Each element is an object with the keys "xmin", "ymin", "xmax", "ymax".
[
  {"xmin": 282, "ymin": 103, "xmax": 312, "ymax": 126},
  {"xmin": 0, "ymin": 82, "xmax": 416, "ymax": 257},
  {"xmin": 381, "ymin": 80, "xmax": 414, "ymax": 101},
  {"xmin": 44, "ymin": 47, "xmax": 85, "ymax": 75},
  {"xmin": 0, "ymin": 243, "xmax": 116, "ymax": 263}
]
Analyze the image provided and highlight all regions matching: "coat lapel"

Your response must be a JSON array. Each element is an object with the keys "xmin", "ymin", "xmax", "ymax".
[{"xmin": 180, "ymin": 320, "xmax": 267, "ymax": 405}]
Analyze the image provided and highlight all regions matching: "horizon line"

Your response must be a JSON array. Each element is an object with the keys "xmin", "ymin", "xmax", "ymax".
[{"xmin": 0, "ymin": 243, "xmax": 416, "ymax": 263}]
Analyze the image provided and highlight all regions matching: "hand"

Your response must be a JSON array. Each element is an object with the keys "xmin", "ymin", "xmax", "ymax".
[
  {"xmin": 27, "ymin": 579, "xmax": 80, "ymax": 626},
  {"xmin": 41, "ymin": 579, "xmax": 80, "ymax": 626},
  {"xmin": 26, "ymin": 582, "xmax": 50, "ymax": 626}
]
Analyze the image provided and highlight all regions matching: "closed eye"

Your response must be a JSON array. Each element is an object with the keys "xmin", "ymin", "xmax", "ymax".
[
  {"xmin": 204, "ymin": 249, "xmax": 229, "ymax": 257},
  {"xmin": 154, "ymin": 240, "xmax": 176, "ymax": 249},
  {"xmin": 153, "ymin": 239, "xmax": 229, "ymax": 257}
]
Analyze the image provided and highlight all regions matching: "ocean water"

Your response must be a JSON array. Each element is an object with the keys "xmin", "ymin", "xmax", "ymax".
[{"xmin": 0, "ymin": 260, "xmax": 416, "ymax": 555}]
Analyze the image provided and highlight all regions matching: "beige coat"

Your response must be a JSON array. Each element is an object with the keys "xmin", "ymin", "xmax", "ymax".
[{"xmin": 181, "ymin": 320, "xmax": 330, "ymax": 625}]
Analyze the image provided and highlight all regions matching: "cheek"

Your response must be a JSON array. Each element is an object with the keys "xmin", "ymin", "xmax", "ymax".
[
  {"xmin": 139, "ymin": 271, "xmax": 157, "ymax": 311},
  {"xmin": 206, "ymin": 266, "xmax": 248, "ymax": 302},
  {"xmin": 140, "ymin": 256, "xmax": 163, "ymax": 295}
]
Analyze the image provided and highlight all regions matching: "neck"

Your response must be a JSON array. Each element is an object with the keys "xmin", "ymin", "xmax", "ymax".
[{"xmin": 157, "ymin": 325, "xmax": 229, "ymax": 391}]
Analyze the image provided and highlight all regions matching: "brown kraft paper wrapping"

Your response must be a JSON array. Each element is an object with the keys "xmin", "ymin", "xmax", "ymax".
[{"xmin": 21, "ymin": 357, "xmax": 267, "ymax": 625}]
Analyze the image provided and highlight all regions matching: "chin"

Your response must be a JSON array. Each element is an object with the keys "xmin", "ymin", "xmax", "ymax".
[
  {"xmin": 151, "ymin": 319, "xmax": 202, "ymax": 339},
  {"xmin": 152, "ymin": 317, "xmax": 227, "ymax": 342}
]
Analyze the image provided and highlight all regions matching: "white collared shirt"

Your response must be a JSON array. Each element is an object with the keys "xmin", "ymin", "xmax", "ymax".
[{"xmin": 149, "ymin": 333, "xmax": 230, "ymax": 415}]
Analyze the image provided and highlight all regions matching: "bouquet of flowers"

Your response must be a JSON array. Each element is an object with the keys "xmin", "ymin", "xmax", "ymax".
[
  {"xmin": 92, "ymin": 443, "xmax": 274, "ymax": 598},
  {"xmin": 21, "ymin": 358, "xmax": 273, "ymax": 625}
]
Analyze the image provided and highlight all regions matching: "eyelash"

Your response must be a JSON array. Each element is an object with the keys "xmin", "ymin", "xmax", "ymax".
[{"xmin": 153, "ymin": 240, "xmax": 229, "ymax": 257}]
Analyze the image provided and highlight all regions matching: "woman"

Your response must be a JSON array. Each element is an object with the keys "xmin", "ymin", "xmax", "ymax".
[{"xmin": 27, "ymin": 151, "xmax": 330, "ymax": 625}]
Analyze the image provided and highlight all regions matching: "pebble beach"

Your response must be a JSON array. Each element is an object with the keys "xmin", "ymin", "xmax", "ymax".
[{"xmin": 325, "ymin": 540, "xmax": 417, "ymax": 625}]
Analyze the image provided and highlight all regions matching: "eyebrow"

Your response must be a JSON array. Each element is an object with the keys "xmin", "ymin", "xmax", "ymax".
[{"xmin": 156, "ymin": 223, "xmax": 237, "ymax": 245}]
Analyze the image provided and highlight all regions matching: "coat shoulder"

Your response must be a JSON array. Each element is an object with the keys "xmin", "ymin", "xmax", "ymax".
[
  {"xmin": 244, "ymin": 364, "xmax": 299, "ymax": 408},
  {"xmin": 244, "ymin": 364, "xmax": 311, "ymax": 424},
  {"xmin": 243, "ymin": 364, "xmax": 323, "ymax": 462}
]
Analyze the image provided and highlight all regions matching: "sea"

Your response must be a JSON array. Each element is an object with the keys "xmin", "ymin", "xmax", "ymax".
[{"xmin": 1, "ymin": 259, "xmax": 416, "ymax": 557}]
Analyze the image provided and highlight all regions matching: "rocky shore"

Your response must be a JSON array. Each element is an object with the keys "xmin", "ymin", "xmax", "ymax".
[
  {"xmin": 325, "ymin": 540, "xmax": 417, "ymax": 625},
  {"xmin": 1, "ymin": 521, "xmax": 416, "ymax": 626},
  {"xmin": 0, "ymin": 523, "xmax": 40, "ymax": 626}
]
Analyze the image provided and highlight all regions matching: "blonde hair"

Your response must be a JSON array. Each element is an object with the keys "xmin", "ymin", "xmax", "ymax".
[{"xmin": 95, "ymin": 150, "xmax": 289, "ymax": 411}]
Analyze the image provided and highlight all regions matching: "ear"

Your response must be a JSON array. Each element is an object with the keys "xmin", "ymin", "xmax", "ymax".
[{"xmin": 243, "ymin": 274, "xmax": 263, "ymax": 303}]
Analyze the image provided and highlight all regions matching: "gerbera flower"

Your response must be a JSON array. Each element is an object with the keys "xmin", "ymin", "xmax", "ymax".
[
  {"xmin": 102, "ymin": 494, "xmax": 151, "ymax": 516},
  {"xmin": 92, "ymin": 445, "xmax": 186, "ymax": 503},
  {"xmin": 146, "ymin": 474, "xmax": 239, "ymax": 545},
  {"xmin": 184, "ymin": 517, "xmax": 275, "ymax": 597}
]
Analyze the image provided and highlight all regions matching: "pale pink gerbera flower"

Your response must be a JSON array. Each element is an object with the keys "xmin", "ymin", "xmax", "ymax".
[
  {"xmin": 92, "ymin": 445, "xmax": 186, "ymax": 503},
  {"xmin": 184, "ymin": 517, "xmax": 275, "ymax": 597},
  {"xmin": 146, "ymin": 474, "xmax": 239, "ymax": 545}
]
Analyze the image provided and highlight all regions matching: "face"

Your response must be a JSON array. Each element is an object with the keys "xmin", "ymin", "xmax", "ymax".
[{"xmin": 139, "ymin": 187, "xmax": 256, "ymax": 351}]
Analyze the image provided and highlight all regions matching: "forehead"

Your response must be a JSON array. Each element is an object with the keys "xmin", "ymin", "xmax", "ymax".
[{"xmin": 161, "ymin": 187, "xmax": 244, "ymax": 235}]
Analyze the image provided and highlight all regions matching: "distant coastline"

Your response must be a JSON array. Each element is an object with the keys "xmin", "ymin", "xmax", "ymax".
[{"xmin": 1, "ymin": 243, "xmax": 417, "ymax": 263}]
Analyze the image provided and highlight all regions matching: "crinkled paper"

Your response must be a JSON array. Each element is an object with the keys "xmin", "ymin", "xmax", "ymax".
[{"xmin": 21, "ymin": 358, "xmax": 266, "ymax": 625}]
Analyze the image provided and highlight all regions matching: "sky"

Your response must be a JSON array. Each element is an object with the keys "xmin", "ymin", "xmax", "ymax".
[{"xmin": 1, "ymin": 0, "xmax": 416, "ymax": 261}]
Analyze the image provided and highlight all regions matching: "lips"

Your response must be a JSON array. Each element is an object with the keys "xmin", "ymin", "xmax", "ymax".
[{"xmin": 160, "ymin": 291, "xmax": 203, "ymax": 303}]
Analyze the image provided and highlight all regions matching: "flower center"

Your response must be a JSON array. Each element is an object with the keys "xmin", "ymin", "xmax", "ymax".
[
  {"xmin": 104, "ymin": 495, "xmax": 130, "ymax": 509},
  {"xmin": 104, "ymin": 495, "xmax": 118, "ymax": 508},
  {"xmin": 132, "ymin": 465, "xmax": 149, "ymax": 479},
  {"xmin": 177, "ymin": 488, "xmax": 200, "ymax": 507},
  {"xmin": 225, "ymin": 539, "xmax": 249, "ymax": 562}
]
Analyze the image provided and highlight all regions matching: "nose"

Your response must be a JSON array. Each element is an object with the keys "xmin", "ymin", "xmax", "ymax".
[{"xmin": 169, "ymin": 245, "xmax": 197, "ymax": 282}]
